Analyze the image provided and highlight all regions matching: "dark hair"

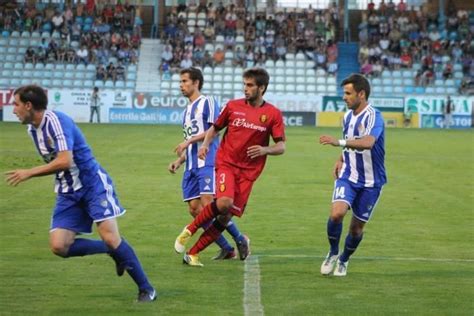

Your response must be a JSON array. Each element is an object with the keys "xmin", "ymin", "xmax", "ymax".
[
  {"xmin": 14, "ymin": 85, "xmax": 48, "ymax": 110},
  {"xmin": 341, "ymin": 73, "xmax": 371, "ymax": 99},
  {"xmin": 243, "ymin": 67, "xmax": 270, "ymax": 94},
  {"xmin": 180, "ymin": 67, "xmax": 204, "ymax": 90}
]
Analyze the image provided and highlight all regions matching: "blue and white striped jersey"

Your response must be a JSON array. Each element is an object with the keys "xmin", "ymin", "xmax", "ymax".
[
  {"xmin": 28, "ymin": 110, "xmax": 99, "ymax": 194},
  {"xmin": 339, "ymin": 105, "xmax": 387, "ymax": 188},
  {"xmin": 182, "ymin": 95, "xmax": 220, "ymax": 170}
]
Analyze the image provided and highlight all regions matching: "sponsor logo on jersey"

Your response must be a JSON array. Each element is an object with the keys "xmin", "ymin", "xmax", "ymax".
[
  {"xmin": 260, "ymin": 114, "xmax": 267, "ymax": 123},
  {"xmin": 205, "ymin": 177, "xmax": 211, "ymax": 184},
  {"xmin": 219, "ymin": 184, "xmax": 226, "ymax": 192},
  {"xmin": 231, "ymin": 118, "xmax": 267, "ymax": 132}
]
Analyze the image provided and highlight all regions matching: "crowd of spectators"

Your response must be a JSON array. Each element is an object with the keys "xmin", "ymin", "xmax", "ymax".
[
  {"xmin": 1, "ymin": 1, "xmax": 143, "ymax": 82},
  {"xmin": 357, "ymin": 0, "xmax": 473, "ymax": 89},
  {"xmin": 159, "ymin": 2, "xmax": 340, "ymax": 76}
]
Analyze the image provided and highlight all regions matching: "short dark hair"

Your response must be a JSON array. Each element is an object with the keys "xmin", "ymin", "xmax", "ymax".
[
  {"xmin": 243, "ymin": 67, "xmax": 270, "ymax": 94},
  {"xmin": 341, "ymin": 73, "xmax": 371, "ymax": 100},
  {"xmin": 180, "ymin": 67, "xmax": 204, "ymax": 90},
  {"xmin": 14, "ymin": 85, "xmax": 48, "ymax": 110}
]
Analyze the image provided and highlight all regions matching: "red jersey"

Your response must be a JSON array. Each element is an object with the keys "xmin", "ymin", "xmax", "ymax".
[{"xmin": 214, "ymin": 98, "xmax": 286, "ymax": 181}]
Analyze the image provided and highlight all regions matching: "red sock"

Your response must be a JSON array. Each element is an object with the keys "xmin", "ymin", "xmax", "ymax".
[
  {"xmin": 188, "ymin": 221, "xmax": 226, "ymax": 255},
  {"xmin": 188, "ymin": 202, "xmax": 219, "ymax": 234}
]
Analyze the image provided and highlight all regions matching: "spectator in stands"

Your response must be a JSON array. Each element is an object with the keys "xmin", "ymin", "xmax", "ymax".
[
  {"xmin": 442, "ymin": 62, "xmax": 453, "ymax": 80},
  {"xmin": 35, "ymin": 47, "xmax": 46, "ymax": 64},
  {"xmin": 372, "ymin": 60, "xmax": 383, "ymax": 77},
  {"xmin": 76, "ymin": 45, "xmax": 89, "ymax": 65},
  {"xmin": 213, "ymin": 47, "xmax": 225, "ymax": 66},
  {"xmin": 180, "ymin": 55, "xmax": 193, "ymax": 69},
  {"xmin": 51, "ymin": 11, "xmax": 64, "ymax": 31},
  {"xmin": 96, "ymin": 64, "xmax": 107, "ymax": 81},
  {"xmin": 361, "ymin": 59, "xmax": 373, "ymax": 77},
  {"xmin": 24, "ymin": 47, "xmax": 36, "ymax": 64},
  {"xmin": 162, "ymin": 46, "xmax": 174, "ymax": 65},
  {"xmin": 201, "ymin": 50, "xmax": 213, "ymax": 68},
  {"xmin": 233, "ymin": 46, "xmax": 245, "ymax": 67},
  {"xmin": 275, "ymin": 41, "xmax": 287, "ymax": 61},
  {"xmin": 400, "ymin": 49, "xmax": 413, "ymax": 68},
  {"xmin": 116, "ymin": 62, "xmax": 126, "ymax": 82},
  {"xmin": 106, "ymin": 62, "xmax": 116, "ymax": 82}
]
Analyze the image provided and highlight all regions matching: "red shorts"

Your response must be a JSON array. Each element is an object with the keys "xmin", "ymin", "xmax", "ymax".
[{"xmin": 215, "ymin": 166, "xmax": 254, "ymax": 217}]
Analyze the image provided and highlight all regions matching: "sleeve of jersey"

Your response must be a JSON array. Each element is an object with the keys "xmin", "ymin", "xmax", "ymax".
[
  {"xmin": 271, "ymin": 110, "xmax": 286, "ymax": 142},
  {"xmin": 205, "ymin": 97, "xmax": 220, "ymax": 124},
  {"xmin": 213, "ymin": 102, "xmax": 230, "ymax": 131},
  {"xmin": 47, "ymin": 115, "xmax": 73, "ymax": 152},
  {"xmin": 366, "ymin": 111, "xmax": 384, "ymax": 140}
]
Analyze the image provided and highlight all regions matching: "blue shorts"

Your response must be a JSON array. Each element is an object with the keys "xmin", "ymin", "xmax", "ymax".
[
  {"xmin": 51, "ymin": 168, "xmax": 126, "ymax": 234},
  {"xmin": 182, "ymin": 166, "xmax": 215, "ymax": 201},
  {"xmin": 332, "ymin": 178, "xmax": 382, "ymax": 222}
]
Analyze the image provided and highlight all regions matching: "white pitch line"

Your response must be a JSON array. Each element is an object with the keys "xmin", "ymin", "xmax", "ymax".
[
  {"xmin": 244, "ymin": 255, "xmax": 264, "ymax": 316},
  {"xmin": 257, "ymin": 254, "xmax": 474, "ymax": 263}
]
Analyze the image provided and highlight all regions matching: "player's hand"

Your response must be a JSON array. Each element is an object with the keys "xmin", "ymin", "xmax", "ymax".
[
  {"xmin": 333, "ymin": 160, "xmax": 343, "ymax": 179},
  {"xmin": 247, "ymin": 145, "xmax": 268, "ymax": 159},
  {"xmin": 5, "ymin": 169, "xmax": 31, "ymax": 186},
  {"xmin": 198, "ymin": 146, "xmax": 209, "ymax": 160},
  {"xmin": 174, "ymin": 141, "xmax": 189, "ymax": 157},
  {"xmin": 319, "ymin": 135, "xmax": 338, "ymax": 146},
  {"xmin": 168, "ymin": 161, "xmax": 181, "ymax": 174}
]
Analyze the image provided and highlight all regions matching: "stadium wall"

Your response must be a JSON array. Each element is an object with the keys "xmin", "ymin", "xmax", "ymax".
[{"xmin": 1, "ymin": 88, "xmax": 472, "ymax": 128}]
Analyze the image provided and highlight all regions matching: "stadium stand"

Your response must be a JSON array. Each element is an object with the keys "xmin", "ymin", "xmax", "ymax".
[{"xmin": 0, "ymin": 1, "xmax": 141, "ymax": 90}]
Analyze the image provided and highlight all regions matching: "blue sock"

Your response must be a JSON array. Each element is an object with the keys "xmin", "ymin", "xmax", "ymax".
[
  {"xmin": 226, "ymin": 221, "xmax": 244, "ymax": 243},
  {"xmin": 111, "ymin": 239, "xmax": 153, "ymax": 291},
  {"xmin": 66, "ymin": 238, "xmax": 109, "ymax": 257},
  {"xmin": 339, "ymin": 233, "xmax": 363, "ymax": 262},
  {"xmin": 327, "ymin": 219, "xmax": 343, "ymax": 256}
]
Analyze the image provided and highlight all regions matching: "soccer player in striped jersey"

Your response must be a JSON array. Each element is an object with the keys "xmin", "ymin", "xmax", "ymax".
[
  {"xmin": 174, "ymin": 68, "xmax": 286, "ymax": 267},
  {"xmin": 168, "ymin": 67, "xmax": 247, "ymax": 261},
  {"xmin": 319, "ymin": 74, "xmax": 387, "ymax": 276},
  {"xmin": 5, "ymin": 85, "xmax": 157, "ymax": 302}
]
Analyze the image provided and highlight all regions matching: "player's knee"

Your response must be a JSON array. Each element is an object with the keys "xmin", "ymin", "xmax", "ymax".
[
  {"xmin": 49, "ymin": 242, "xmax": 69, "ymax": 258},
  {"xmin": 216, "ymin": 197, "xmax": 233, "ymax": 213},
  {"xmin": 329, "ymin": 213, "xmax": 344, "ymax": 223},
  {"xmin": 101, "ymin": 234, "xmax": 121, "ymax": 249},
  {"xmin": 189, "ymin": 208, "xmax": 200, "ymax": 217}
]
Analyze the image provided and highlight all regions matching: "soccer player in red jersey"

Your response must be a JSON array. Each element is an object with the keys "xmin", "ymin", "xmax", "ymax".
[{"xmin": 174, "ymin": 68, "xmax": 286, "ymax": 266}]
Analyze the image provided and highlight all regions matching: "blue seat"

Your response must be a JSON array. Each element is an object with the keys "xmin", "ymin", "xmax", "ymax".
[
  {"xmin": 83, "ymin": 80, "xmax": 94, "ymax": 88},
  {"xmin": 10, "ymin": 78, "xmax": 21, "ymax": 86},
  {"xmin": 0, "ymin": 78, "xmax": 9, "ymax": 87},
  {"xmin": 11, "ymin": 31, "xmax": 20, "ymax": 38},
  {"xmin": 14, "ymin": 63, "xmax": 23, "ymax": 69},
  {"xmin": 3, "ymin": 62, "xmax": 14, "ymax": 69},
  {"xmin": 53, "ymin": 71, "xmax": 64, "ymax": 79},
  {"xmin": 404, "ymin": 86, "xmax": 415, "ymax": 93},
  {"xmin": 126, "ymin": 81, "xmax": 135, "ymax": 89},
  {"xmin": 52, "ymin": 79, "xmax": 62, "ymax": 87},
  {"xmin": 31, "ymin": 31, "xmax": 41, "ymax": 38},
  {"xmin": 62, "ymin": 79, "xmax": 73, "ymax": 87},
  {"xmin": 415, "ymin": 86, "xmax": 425, "ymax": 94},
  {"xmin": 104, "ymin": 81, "xmax": 114, "ymax": 88},
  {"xmin": 41, "ymin": 79, "xmax": 52, "ymax": 87},
  {"xmin": 94, "ymin": 80, "xmax": 104, "ymax": 88},
  {"xmin": 73, "ymin": 80, "xmax": 84, "ymax": 88},
  {"xmin": 12, "ymin": 70, "xmax": 22, "ymax": 77},
  {"xmin": 115, "ymin": 81, "xmax": 125, "ymax": 88},
  {"xmin": 35, "ymin": 63, "xmax": 44, "ymax": 70},
  {"xmin": 21, "ymin": 31, "xmax": 31, "ymax": 38},
  {"xmin": 45, "ymin": 63, "xmax": 55, "ymax": 70}
]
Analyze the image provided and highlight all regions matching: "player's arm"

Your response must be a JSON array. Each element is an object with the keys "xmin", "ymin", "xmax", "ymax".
[
  {"xmin": 168, "ymin": 152, "xmax": 186, "ymax": 174},
  {"xmin": 333, "ymin": 154, "xmax": 343, "ymax": 179},
  {"xmin": 319, "ymin": 134, "xmax": 376, "ymax": 150},
  {"xmin": 5, "ymin": 151, "xmax": 73, "ymax": 186},
  {"xmin": 247, "ymin": 139, "xmax": 286, "ymax": 159},
  {"xmin": 174, "ymin": 132, "xmax": 207, "ymax": 157},
  {"xmin": 198, "ymin": 125, "xmax": 219, "ymax": 160}
]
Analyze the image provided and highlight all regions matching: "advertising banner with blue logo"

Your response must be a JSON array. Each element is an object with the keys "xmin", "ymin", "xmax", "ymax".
[
  {"xmin": 419, "ymin": 114, "xmax": 472, "ymax": 129},
  {"xmin": 111, "ymin": 92, "xmax": 234, "ymax": 124},
  {"xmin": 109, "ymin": 108, "xmax": 184, "ymax": 124},
  {"xmin": 405, "ymin": 96, "xmax": 473, "ymax": 128},
  {"xmin": 322, "ymin": 96, "xmax": 404, "ymax": 112}
]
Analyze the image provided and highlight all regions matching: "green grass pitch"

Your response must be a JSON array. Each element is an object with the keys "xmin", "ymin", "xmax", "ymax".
[{"xmin": 1, "ymin": 122, "xmax": 473, "ymax": 315}]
